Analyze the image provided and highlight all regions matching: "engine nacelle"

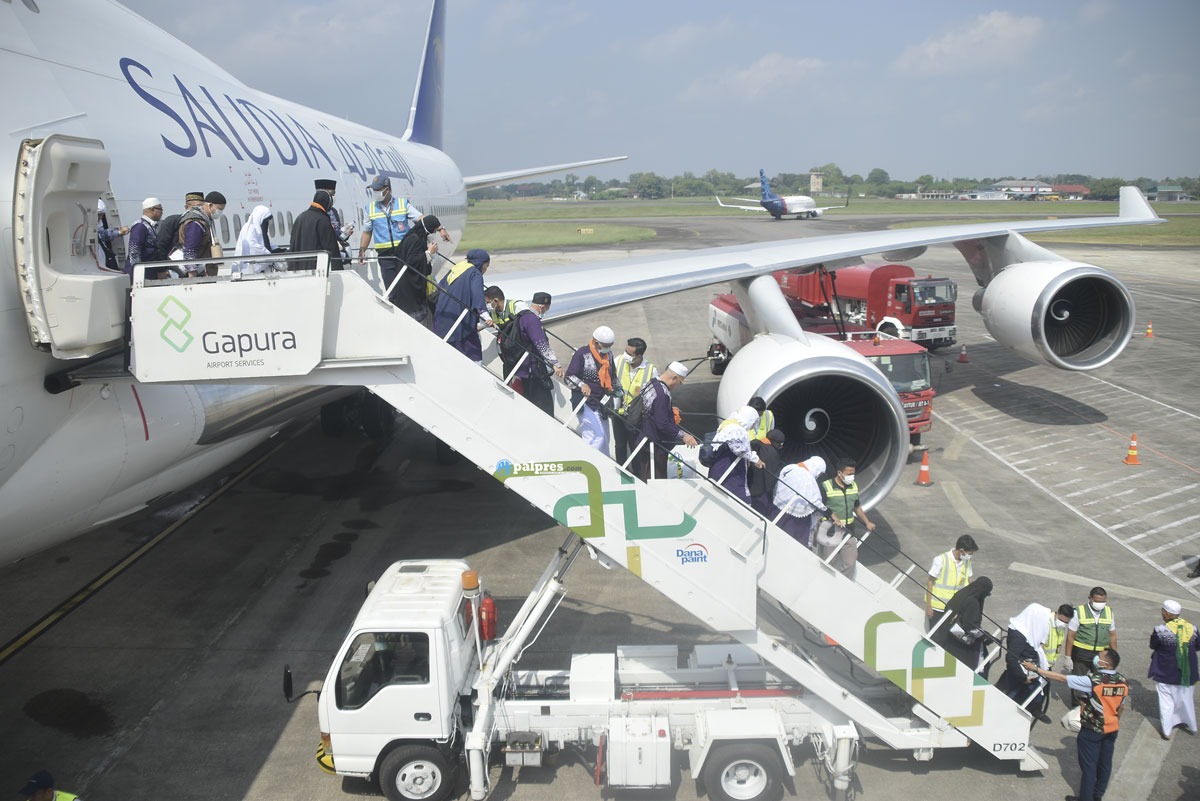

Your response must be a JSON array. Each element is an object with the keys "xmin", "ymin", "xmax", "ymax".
[
  {"xmin": 716, "ymin": 332, "xmax": 909, "ymax": 510},
  {"xmin": 975, "ymin": 261, "xmax": 1135, "ymax": 371}
]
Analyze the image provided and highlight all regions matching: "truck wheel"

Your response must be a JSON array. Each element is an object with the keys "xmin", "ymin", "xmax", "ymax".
[
  {"xmin": 702, "ymin": 743, "xmax": 783, "ymax": 801},
  {"xmin": 379, "ymin": 745, "xmax": 454, "ymax": 801}
]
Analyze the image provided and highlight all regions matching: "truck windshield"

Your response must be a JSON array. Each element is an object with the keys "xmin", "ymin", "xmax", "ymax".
[
  {"xmin": 911, "ymin": 281, "xmax": 956, "ymax": 306},
  {"xmin": 335, "ymin": 632, "xmax": 430, "ymax": 710},
  {"xmin": 870, "ymin": 353, "xmax": 931, "ymax": 393}
]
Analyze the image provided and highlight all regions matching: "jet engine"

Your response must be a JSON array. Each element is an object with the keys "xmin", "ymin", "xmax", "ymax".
[
  {"xmin": 715, "ymin": 332, "xmax": 910, "ymax": 511},
  {"xmin": 975, "ymin": 261, "xmax": 1135, "ymax": 371}
]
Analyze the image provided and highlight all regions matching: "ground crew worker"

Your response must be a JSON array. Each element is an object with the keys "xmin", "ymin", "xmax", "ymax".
[
  {"xmin": 813, "ymin": 458, "xmax": 876, "ymax": 579},
  {"xmin": 612, "ymin": 337, "xmax": 657, "ymax": 464},
  {"xmin": 924, "ymin": 534, "xmax": 978, "ymax": 631},
  {"xmin": 18, "ymin": 769, "xmax": 82, "ymax": 800},
  {"xmin": 1024, "ymin": 649, "xmax": 1129, "ymax": 801},
  {"xmin": 747, "ymin": 395, "xmax": 775, "ymax": 440},
  {"xmin": 1044, "ymin": 603, "xmax": 1075, "ymax": 668}
]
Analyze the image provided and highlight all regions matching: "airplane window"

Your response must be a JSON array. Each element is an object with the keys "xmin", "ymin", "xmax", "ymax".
[
  {"xmin": 272, "ymin": 213, "xmax": 281, "ymax": 238},
  {"xmin": 232, "ymin": 214, "xmax": 242, "ymax": 236},
  {"xmin": 219, "ymin": 215, "xmax": 230, "ymax": 243},
  {"xmin": 286, "ymin": 212, "xmax": 294, "ymax": 231}
]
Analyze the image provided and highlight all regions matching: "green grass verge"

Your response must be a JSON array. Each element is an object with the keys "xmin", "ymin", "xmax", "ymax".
[
  {"xmin": 458, "ymin": 222, "xmax": 657, "ymax": 250},
  {"xmin": 890, "ymin": 214, "xmax": 1200, "ymax": 247}
]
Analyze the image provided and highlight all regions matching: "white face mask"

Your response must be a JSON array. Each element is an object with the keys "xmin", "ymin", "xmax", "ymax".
[
  {"xmin": 1053, "ymin": 618, "xmax": 1066, "ymax": 630},
  {"xmin": 1090, "ymin": 601, "xmax": 1106, "ymax": 612},
  {"xmin": 841, "ymin": 473, "xmax": 856, "ymax": 485}
]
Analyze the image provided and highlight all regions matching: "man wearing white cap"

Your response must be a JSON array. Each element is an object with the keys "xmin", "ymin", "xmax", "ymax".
[
  {"xmin": 566, "ymin": 325, "xmax": 618, "ymax": 453},
  {"xmin": 124, "ymin": 197, "xmax": 163, "ymax": 276},
  {"xmin": 1149, "ymin": 599, "xmax": 1198, "ymax": 739},
  {"xmin": 634, "ymin": 361, "xmax": 698, "ymax": 479}
]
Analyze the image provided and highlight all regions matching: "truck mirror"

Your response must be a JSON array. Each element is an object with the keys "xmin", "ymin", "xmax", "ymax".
[
  {"xmin": 283, "ymin": 665, "xmax": 294, "ymax": 701},
  {"xmin": 365, "ymin": 580, "xmax": 376, "ymax": 598}
]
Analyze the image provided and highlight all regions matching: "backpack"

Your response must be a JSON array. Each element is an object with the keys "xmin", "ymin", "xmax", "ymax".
[
  {"xmin": 155, "ymin": 214, "xmax": 183, "ymax": 260},
  {"xmin": 496, "ymin": 309, "xmax": 533, "ymax": 371},
  {"xmin": 697, "ymin": 432, "xmax": 719, "ymax": 467}
]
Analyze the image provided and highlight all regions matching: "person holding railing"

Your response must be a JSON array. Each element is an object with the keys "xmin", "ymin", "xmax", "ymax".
[
  {"xmin": 707, "ymin": 406, "xmax": 764, "ymax": 503},
  {"xmin": 633, "ymin": 362, "xmax": 697, "ymax": 480},
  {"xmin": 771, "ymin": 456, "xmax": 827, "ymax": 548},
  {"xmin": 432, "ymin": 249, "xmax": 492, "ymax": 362},
  {"xmin": 566, "ymin": 326, "xmax": 618, "ymax": 454}
]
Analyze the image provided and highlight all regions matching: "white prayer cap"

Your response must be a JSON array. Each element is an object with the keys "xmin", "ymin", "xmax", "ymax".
[
  {"xmin": 142, "ymin": 197, "xmax": 162, "ymax": 210},
  {"xmin": 592, "ymin": 325, "xmax": 615, "ymax": 345},
  {"xmin": 668, "ymin": 361, "xmax": 689, "ymax": 377},
  {"xmin": 1163, "ymin": 599, "xmax": 1182, "ymax": 615}
]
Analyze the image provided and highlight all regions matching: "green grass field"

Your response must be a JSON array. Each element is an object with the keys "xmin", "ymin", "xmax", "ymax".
[{"xmin": 458, "ymin": 197, "xmax": 1200, "ymax": 249}]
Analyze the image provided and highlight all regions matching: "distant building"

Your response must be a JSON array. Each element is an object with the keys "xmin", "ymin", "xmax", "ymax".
[
  {"xmin": 1052, "ymin": 184, "xmax": 1091, "ymax": 200},
  {"xmin": 990, "ymin": 179, "xmax": 1054, "ymax": 198},
  {"xmin": 1149, "ymin": 184, "xmax": 1190, "ymax": 201}
]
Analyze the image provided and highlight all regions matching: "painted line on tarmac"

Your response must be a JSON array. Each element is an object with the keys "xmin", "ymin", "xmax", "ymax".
[
  {"xmin": 1009, "ymin": 562, "xmax": 1199, "ymax": 613},
  {"xmin": 935, "ymin": 413, "xmax": 1200, "ymax": 600},
  {"xmin": 941, "ymin": 479, "xmax": 989, "ymax": 530},
  {"xmin": 0, "ymin": 428, "xmax": 301, "ymax": 668},
  {"xmin": 1105, "ymin": 720, "xmax": 1172, "ymax": 801}
]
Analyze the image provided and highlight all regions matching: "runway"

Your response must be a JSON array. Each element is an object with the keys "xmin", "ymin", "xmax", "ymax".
[{"xmin": 2, "ymin": 213, "xmax": 1198, "ymax": 801}]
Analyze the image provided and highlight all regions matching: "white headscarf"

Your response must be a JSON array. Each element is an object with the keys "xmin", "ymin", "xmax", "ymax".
[
  {"xmin": 714, "ymin": 406, "xmax": 758, "ymax": 443},
  {"xmin": 233, "ymin": 205, "xmax": 273, "ymax": 272},
  {"xmin": 773, "ymin": 456, "xmax": 826, "ymax": 515},
  {"xmin": 1008, "ymin": 603, "xmax": 1052, "ymax": 669}
]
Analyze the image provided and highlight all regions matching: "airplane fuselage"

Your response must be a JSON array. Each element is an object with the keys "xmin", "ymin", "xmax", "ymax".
[{"xmin": 0, "ymin": 0, "xmax": 465, "ymax": 562}]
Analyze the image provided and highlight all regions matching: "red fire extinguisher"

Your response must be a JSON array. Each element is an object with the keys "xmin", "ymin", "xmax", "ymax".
[{"xmin": 478, "ymin": 592, "xmax": 498, "ymax": 641}]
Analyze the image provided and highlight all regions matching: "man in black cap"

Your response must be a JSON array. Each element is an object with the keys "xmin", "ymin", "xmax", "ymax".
[
  {"xmin": 155, "ymin": 191, "xmax": 204, "ymax": 260},
  {"xmin": 18, "ymin": 769, "xmax": 81, "ymax": 800},
  {"xmin": 314, "ymin": 179, "xmax": 352, "ymax": 258},
  {"xmin": 506, "ymin": 292, "xmax": 563, "ymax": 416},
  {"xmin": 290, "ymin": 190, "xmax": 343, "ymax": 271},
  {"xmin": 179, "ymin": 190, "xmax": 226, "ymax": 276},
  {"xmin": 357, "ymin": 175, "xmax": 447, "ymax": 273}
]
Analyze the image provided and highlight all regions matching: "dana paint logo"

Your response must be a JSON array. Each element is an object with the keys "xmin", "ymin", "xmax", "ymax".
[{"xmin": 676, "ymin": 543, "xmax": 709, "ymax": 565}]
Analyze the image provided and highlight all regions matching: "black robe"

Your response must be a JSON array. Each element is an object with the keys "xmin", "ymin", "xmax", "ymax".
[
  {"xmin": 289, "ymin": 205, "xmax": 343, "ymax": 271},
  {"xmin": 384, "ymin": 223, "xmax": 434, "ymax": 313}
]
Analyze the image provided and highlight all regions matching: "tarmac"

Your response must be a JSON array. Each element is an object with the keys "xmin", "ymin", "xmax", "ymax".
[{"xmin": 2, "ymin": 211, "xmax": 1198, "ymax": 801}]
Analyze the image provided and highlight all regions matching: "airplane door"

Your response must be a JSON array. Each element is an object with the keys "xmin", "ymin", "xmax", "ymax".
[{"xmin": 13, "ymin": 135, "xmax": 128, "ymax": 359}]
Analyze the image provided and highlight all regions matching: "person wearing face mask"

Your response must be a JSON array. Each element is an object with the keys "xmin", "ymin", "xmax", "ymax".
[
  {"xmin": 178, "ymin": 190, "xmax": 226, "ymax": 276},
  {"xmin": 314, "ymin": 179, "xmax": 353, "ymax": 259},
  {"xmin": 290, "ymin": 191, "xmax": 343, "ymax": 272},
  {"xmin": 357, "ymin": 175, "xmax": 439, "ymax": 270},
  {"xmin": 611, "ymin": 337, "xmax": 658, "ymax": 465},
  {"xmin": 1148, "ymin": 599, "xmax": 1197, "ymax": 740},
  {"xmin": 924, "ymin": 534, "xmax": 978, "ymax": 631},
  {"xmin": 813, "ymin": 458, "xmax": 876, "ymax": 579},
  {"xmin": 1044, "ymin": 603, "xmax": 1076, "ymax": 669},
  {"xmin": 932, "ymin": 576, "xmax": 993, "ymax": 674},
  {"xmin": 1066, "ymin": 587, "xmax": 1118, "ymax": 700},
  {"xmin": 387, "ymin": 214, "xmax": 444, "ymax": 321},
  {"xmin": 1023, "ymin": 648, "xmax": 1129, "ymax": 801},
  {"xmin": 634, "ymin": 362, "xmax": 698, "ymax": 480},
  {"xmin": 504, "ymin": 291, "xmax": 563, "ymax": 417},
  {"xmin": 997, "ymin": 601, "xmax": 1074, "ymax": 721},
  {"xmin": 566, "ymin": 326, "xmax": 618, "ymax": 454},
  {"xmin": 432, "ymin": 249, "xmax": 491, "ymax": 361}
]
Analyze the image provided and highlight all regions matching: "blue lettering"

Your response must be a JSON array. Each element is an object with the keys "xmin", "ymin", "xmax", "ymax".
[
  {"xmin": 288, "ymin": 115, "xmax": 336, "ymax": 171},
  {"xmin": 329, "ymin": 131, "xmax": 366, "ymax": 180},
  {"xmin": 238, "ymin": 101, "xmax": 298, "ymax": 166},
  {"xmin": 212, "ymin": 91, "xmax": 270, "ymax": 166},
  {"xmin": 176, "ymin": 78, "xmax": 243, "ymax": 160},
  {"xmin": 268, "ymin": 110, "xmax": 311, "ymax": 167},
  {"xmin": 120, "ymin": 58, "xmax": 197, "ymax": 158}
]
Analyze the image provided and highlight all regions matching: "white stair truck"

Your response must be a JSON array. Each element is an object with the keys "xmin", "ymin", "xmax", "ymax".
[{"xmin": 128, "ymin": 256, "xmax": 1049, "ymax": 801}]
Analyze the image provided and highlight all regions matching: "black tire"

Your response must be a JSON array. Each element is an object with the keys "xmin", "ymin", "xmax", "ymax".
[
  {"xmin": 710, "ymin": 357, "xmax": 728, "ymax": 376},
  {"xmin": 702, "ymin": 742, "xmax": 783, "ymax": 801},
  {"xmin": 361, "ymin": 392, "xmax": 396, "ymax": 443},
  {"xmin": 378, "ymin": 745, "xmax": 454, "ymax": 801}
]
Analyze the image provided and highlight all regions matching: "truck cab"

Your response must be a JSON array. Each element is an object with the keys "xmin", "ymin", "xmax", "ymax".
[{"xmin": 318, "ymin": 561, "xmax": 476, "ymax": 780}]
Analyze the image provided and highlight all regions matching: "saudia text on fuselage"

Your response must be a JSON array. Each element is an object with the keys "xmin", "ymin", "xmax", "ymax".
[{"xmin": 119, "ymin": 57, "xmax": 417, "ymax": 183}]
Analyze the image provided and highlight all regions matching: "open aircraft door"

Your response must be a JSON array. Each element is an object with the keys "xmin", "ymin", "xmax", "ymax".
[{"xmin": 13, "ymin": 135, "xmax": 127, "ymax": 359}]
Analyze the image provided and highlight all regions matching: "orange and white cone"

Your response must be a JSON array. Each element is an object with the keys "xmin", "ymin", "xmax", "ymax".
[
  {"xmin": 958, "ymin": 345, "xmax": 969, "ymax": 363},
  {"xmin": 1123, "ymin": 434, "xmax": 1141, "ymax": 466},
  {"xmin": 914, "ymin": 451, "xmax": 935, "ymax": 486},
  {"xmin": 1145, "ymin": 321, "xmax": 1154, "ymax": 338}
]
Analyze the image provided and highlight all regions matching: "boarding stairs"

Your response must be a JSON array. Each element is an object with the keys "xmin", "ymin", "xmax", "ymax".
[{"xmin": 127, "ymin": 256, "xmax": 1044, "ymax": 770}]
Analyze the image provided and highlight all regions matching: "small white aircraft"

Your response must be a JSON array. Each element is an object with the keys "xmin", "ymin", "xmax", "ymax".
[
  {"xmin": 716, "ymin": 169, "xmax": 849, "ymax": 219},
  {"xmin": 0, "ymin": 0, "xmax": 1159, "ymax": 565}
]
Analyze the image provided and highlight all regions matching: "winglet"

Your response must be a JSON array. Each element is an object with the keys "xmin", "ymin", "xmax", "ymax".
[
  {"xmin": 1119, "ymin": 186, "xmax": 1159, "ymax": 220},
  {"xmin": 404, "ymin": 0, "xmax": 446, "ymax": 148}
]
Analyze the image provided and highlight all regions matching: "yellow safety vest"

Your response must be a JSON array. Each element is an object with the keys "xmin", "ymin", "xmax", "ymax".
[
  {"xmin": 1043, "ymin": 615, "xmax": 1066, "ymax": 665},
  {"xmin": 749, "ymin": 409, "xmax": 775, "ymax": 440},
  {"xmin": 617, "ymin": 358, "xmax": 654, "ymax": 413},
  {"xmin": 927, "ymin": 550, "xmax": 971, "ymax": 612},
  {"xmin": 1073, "ymin": 604, "xmax": 1114, "ymax": 652},
  {"xmin": 365, "ymin": 197, "xmax": 410, "ymax": 247}
]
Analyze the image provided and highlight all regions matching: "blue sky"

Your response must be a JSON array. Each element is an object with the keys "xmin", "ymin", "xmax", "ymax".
[{"xmin": 117, "ymin": 0, "xmax": 1198, "ymax": 184}]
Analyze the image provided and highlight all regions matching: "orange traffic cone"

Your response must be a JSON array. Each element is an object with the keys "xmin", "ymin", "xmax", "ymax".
[
  {"xmin": 1145, "ymin": 321, "xmax": 1154, "ymax": 338},
  {"xmin": 914, "ymin": 451, "xmax": 935, "ymax": 486},
  {"xmin": 958, "ymin": 345, "xmax": 969, "ymax": 363},
  {"xmin": 1123, "ymin": 434, "xmax": 1141, "ymax": 466}
]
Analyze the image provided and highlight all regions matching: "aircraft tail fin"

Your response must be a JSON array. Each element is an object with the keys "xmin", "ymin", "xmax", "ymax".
[
  {"xmin": 404, "ymin": 0, "xmax": 446, "ymax": 148},
  {"xmin": 758, "ymin": 168, "xmax": 777, "ymax": 201}
]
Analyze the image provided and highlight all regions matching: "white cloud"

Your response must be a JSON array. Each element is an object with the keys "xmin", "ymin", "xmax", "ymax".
[
  {"xmin": 1079, "ymin": 1, "xmax": 1115, "ymax": 25},
  {"xmin": 893, "ymin": 11, "xmax": 1044, "ymax": 77},
  {"xmin": 638, "ymin": 20, "xmax": 729, "ymax": 60},
  {"xmin": 681, "ymin": 52, "xmax": 825, "ymax": 102}
]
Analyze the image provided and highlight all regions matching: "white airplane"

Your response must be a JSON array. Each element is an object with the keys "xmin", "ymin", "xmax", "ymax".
[
  {"xmin": 716, "ymin": 169, "xmax": 849, "ymax": 219},
  {"xmin": 0, "ymin": 0, "xmax": 1159, "ymax": 566}
]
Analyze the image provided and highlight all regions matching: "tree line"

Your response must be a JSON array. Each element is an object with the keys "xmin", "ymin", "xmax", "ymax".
[{"xmin": 469, "ymin": 165, "xmax": 1199, "ymax": 202}]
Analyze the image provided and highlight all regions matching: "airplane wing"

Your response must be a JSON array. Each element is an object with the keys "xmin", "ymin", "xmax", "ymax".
[
  {"xmin": 502, "ymin": 187, "xmax": 1160, "ymax": 321},
  {"xmin": 715, "ymin": 196, "xmax": 766, "ymax": 212},
  {"xmin": 464, "ymin": 157, "xmax": 627, "ymax": 191}
]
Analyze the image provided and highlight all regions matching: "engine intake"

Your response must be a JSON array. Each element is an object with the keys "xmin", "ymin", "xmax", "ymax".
[
  {"xmin": 976, "ymin": 261, "xmax": 1135, "ymax": 371},
  {"xmin": 716, "ymin": 333, "xmax": 909, "ymax": 511}
]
